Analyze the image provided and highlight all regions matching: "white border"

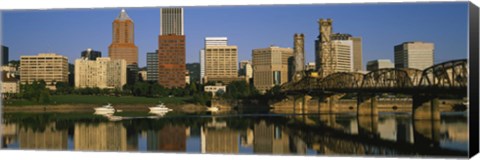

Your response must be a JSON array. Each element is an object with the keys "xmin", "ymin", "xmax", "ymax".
[{"xmin": 0, "ymin": 0, "xmax": 478, "ymax": 160}]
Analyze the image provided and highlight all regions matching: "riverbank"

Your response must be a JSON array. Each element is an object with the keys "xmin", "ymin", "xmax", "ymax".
[
  {"xmin": 2, "ymin": 95, "xmax": 207, "ymax": 113},
  {"xmin": 4, "ymin": 95, "xmax": 193, "ymax": 106},
  {"xmin": 2, "ymin": 103, "xmax": 207, "ymax": 113}
]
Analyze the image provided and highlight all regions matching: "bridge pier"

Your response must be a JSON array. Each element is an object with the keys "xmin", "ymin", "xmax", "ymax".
[
  {"xmin": 412, "ymin": 95, "xmax": 440, "ymax": 120},
  {"xmin": 292, "ymin": 95, "xmax": 311, "ymax": 114},
  {"xmin": 317, "ymin": 95, "xmax": 340, "ymax": 114},
  {"xmin": 357, "ymin": 94, "xmax": 378, "ymax": 116}
]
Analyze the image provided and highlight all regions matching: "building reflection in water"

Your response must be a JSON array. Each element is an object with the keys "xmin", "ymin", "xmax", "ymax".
[
  {"xmin": 18, "ymin": 122, "xmax": 68, "ymax": 150},
  {"xmin": 2, "ymin": 123, "xmax": 18, "ymax": 148},
  {"xmin": 201, "ymin": 118, "xmax": 239, "ymax": 153},
  {"xmin": 74, "ymin": 122, "xmax": 126, "ymax": 151},
  {"xmin": 147, "ymin": 124, "xmax": 187, "ymax": 152},
  {"xmin": 253, "ymin": 120, "xmax": 290, "ymax": 154},
  {"xmin": 240, "ymin": 128, "xmax": 254, "ymax": 147},
  {"xmin": 126, "ymin": 130, "xmax": 138, "ymax": 151}
]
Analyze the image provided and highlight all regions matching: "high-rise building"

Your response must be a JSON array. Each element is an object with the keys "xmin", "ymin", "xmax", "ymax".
[
  {"xmin": 146, "ymin": 51, "xmax": 158, "ymax": 81},
  {"xmin": 1, "ymin": 45, "xmax": 9, "ymax": 66},
  {"xmin": 292, "ymin": 33, "xmax": 305, "ymax": 81},
  {"xmin": 200, "ymin": 37, "xmax": 229, "ymax": 84},
  {"xmin": 81, "ymin": 48, "xmax": 102, "ymax": 61},
  {"xmin": 20, "ymin": 53, "xmax": 69, "ymax": 90},
  {"xmin": 331, "ymin": 39, "xmax": 353, "ymax": 72},
  {"xmin": 315, "ymin": 18, "xmax": 335, "ymax": 78},
  {"xmin": 160, "ymin": 8, "xmax": 184, "ymax": 35},
  {"xmin": 158, "ymin": 8, "xmax": 186, "ymax": 88},
  {"xmin": 366, "ymin": 59, "xmax": 394, "ymax": 71},
  {"xmin": 204, "ymin": 37, "xmax": 239, "ymax": 84},
  {"xmin": 394, "ymin": 41, "xmax": 434, "ymax": 70},
  {"xmin": 252, "ymin": 46, "xmax": 293, "ymax": 92},
  {"xmin": 75, "ymin": 57, "xmax": 127, "ymax": 89},
  {"xmin": 331, "ymin": 33, "xmax": 363, "ymax": 72},
  {"xmin": 351, "ymin": 37, "xmax": 363, "ymax": 71},
  {"xmin": 108, "ymin": 9, "xmax": 138, "ymax": 65}
]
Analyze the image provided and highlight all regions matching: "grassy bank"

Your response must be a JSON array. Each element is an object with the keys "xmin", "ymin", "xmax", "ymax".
[{"xmin": 4, "ymin": 95, "xmax": 193, "ymax": 106}]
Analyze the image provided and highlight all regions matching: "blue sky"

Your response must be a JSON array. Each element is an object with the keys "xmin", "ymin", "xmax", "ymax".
[{"xmin": 1, "ymin": 2, "xmax": 468, "ymax": 68}]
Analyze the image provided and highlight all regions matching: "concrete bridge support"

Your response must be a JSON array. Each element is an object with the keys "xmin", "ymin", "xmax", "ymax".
[
  {"xmin": 357, "ymin": 94, "xmax": 378, "ymax": 116},
  {"xmin": 292, "ymin": 95, "xmax": 312, "ymax": 114},
  {"xmin": 412, "ymin": 95, "xmax": 440, "ymax": 120},
  {"xmin": 317, "ymin": 95, "xmax": 340, "ymax": 114}
]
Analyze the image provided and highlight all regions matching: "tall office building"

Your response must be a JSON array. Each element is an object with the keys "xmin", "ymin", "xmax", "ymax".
[
  {"xmin": 146, "ymin": 51, "xmax": 158, "ymax": 81},
  {"xmin": 1, "ymin": 45, "xmax": 9, "ymax": 66},
  {"xmin": 81, "ymin": 48, "xmax": 102, "ymax": 60},
  {"xmin": 204, "ymin": 38, "xmax": 239, "ymax": 84},
  {"xmin": 351, "ymin": 37, "xmax": 363, "ymax": 71},
  {"xmin": 158, "ymin": 8, "xmax": 186, "ymax": 88},
  {"xmin": 394, "ymin": 41, "xmax": 434, "ymax": 70},
  {"xmin": 108, "ymin": 9, "xmax": 138, "ymax": 65},
  {"xmin": 160, "ymin": 8, "xmax": 184, "ymax": 35},
  {"xmin": 20, "ymin": 53, "xmax": 69, "ymax": 90},
  {"xmin": 331, "ymin": 39, "xmax": 353, "ymax": 72},
  {"xmin": 252, "ymin": 46, "xmax": 293, "ymax": 92},
  {"xmin": 366, "ymin": 59, "xmax": 394, "ymax": 71},
  {"xmin": 200, "ymin": 37, "xmax": 229, "ymax": 84},
  {"xmin": 331, "ymin": 33, "xmax": 363, "ymax": 72},
  {"xmin": 74, "ymin": 57, "xmax": 127, "ymax": 89},
  {"xmin": 292, "ymin": 33, "xmax": 305, "ymax": 81},
  {"xmin": 315, "ymin": 19, "xmax": 335, "ymax": 78}
]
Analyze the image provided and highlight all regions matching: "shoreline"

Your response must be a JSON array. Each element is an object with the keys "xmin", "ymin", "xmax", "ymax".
[{"xmin": 2, "ymin": 103, "xmax": 207, "ymax": 113}]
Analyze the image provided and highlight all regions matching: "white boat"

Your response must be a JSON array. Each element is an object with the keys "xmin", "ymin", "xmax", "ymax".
[
  {"xmin": 149, "ymin": 103, "xmax": 172, "ymax": 112},
  {"xmin": 207, "ymin": 106, "xmax": 219, "ymax": 112},
  {"xmin": 94, "ymin": 103, "xmax": 115, "ymax": 115}
]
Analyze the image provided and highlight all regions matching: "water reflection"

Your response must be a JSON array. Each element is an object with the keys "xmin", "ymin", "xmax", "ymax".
[{"xmin": 1, "ymin": 112, "xmax": 468, "ymax": 157}]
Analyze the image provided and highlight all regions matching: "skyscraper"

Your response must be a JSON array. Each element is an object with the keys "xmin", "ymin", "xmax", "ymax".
[
  {"xmin": 81, "ymin": 48, "xmax": 102, "ymax": 60},
  {"xmin": 200, "ymin": 37, "xmax": 229, "ymax": 84},
  {"xmin": 1, "ymin": 45, "xmax": 9, "ymax": 66},
  {"xmin": 331, "ymin": 33, "xmax": 363, "ymax": 72},
  {"xmin": 394, "ymin": 41, "xmax": 434, "ymax": 70},
  {"xmin": 158, "ymin": 8, "xmax": 186, "ymax": 88},
  {"xmin": 108, "ymin": 9, "xmax": 138, "ymax": 65},
  {"xmin": 203, "ymin": 37, "xmax": 239, "ymax": 84},
  {"xmin": 315, "ymin": 18, "xmax": 335, "ymax": 78},
  {"xmin": 252, "ymin": 46, "xmax": 293, "ymax": 93},
  {"xmin": 146, "ymin": 51, "xmax": 158, "ymax": 81}
]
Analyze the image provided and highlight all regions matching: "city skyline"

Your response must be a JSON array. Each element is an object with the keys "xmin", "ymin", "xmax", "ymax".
[{"xmin": 2, "ymin": 2, "xmax": 468, "ymax": 68}]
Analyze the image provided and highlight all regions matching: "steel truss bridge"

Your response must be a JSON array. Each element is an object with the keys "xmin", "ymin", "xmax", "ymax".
[{"xmin": 281, "ymin": 59, "xmax": 468, "ymax": 96}]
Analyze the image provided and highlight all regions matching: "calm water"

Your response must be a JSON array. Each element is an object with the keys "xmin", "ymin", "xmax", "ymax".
[{"xmin": 1, "ymin": 110, "xmax": 468, "ymax": 157}]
